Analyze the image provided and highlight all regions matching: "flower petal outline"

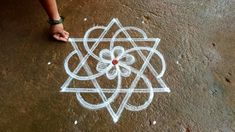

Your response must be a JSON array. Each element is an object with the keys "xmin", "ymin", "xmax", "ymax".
[
  {"xmin": 106, "ymin": 65, "xmax": 118, "ymax": 80},
  {"xmin": 96, "ymin": 62, "xmax": 110, "ymax": 72},
  {"xmin": 119, "ymin": 54, "xmax": 135, "ymax": 65}
]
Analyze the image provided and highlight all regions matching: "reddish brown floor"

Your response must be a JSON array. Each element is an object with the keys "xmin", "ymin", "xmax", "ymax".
[{"xmin": 0, "ymin": 0, "xmax": 235, "ymax": 131}]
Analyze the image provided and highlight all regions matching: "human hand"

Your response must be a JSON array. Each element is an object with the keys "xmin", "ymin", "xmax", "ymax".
[{"xmin": 50, "ymin": 23, "xmax": 69, "ymax": 42}]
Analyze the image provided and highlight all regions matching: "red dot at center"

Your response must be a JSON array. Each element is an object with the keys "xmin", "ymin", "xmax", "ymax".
[{"xmin": 112, "ymin": 59, "xmax": 118, "ymax": 65}]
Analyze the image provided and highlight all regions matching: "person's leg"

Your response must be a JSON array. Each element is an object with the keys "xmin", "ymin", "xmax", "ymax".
[{"xmin": 40, "ymin": 0, "xmax": 69, "ymax": 42}]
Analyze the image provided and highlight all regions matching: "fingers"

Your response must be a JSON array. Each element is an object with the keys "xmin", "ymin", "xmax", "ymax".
[
  {"xmin": 50, "ymin": 24, "xmax": 70, "ymax": 42},
  {"xmin": 52, "ymin": 30, "xmax": 69, "ymax": 42},
  {"xmin": 64, "ymin": 31, "xmax": 69, "ymax": 36},
  {"xmin": 53, "ymin": 33, "xmax": 67, "ymax": 42},
  {"xmin": 62, "ymin": 30, "xmax": 69, "ymax": 40}
]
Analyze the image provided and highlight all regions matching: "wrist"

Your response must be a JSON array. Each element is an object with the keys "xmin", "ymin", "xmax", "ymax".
[
  {"xmin": 48, "ymin": 16, "xmax": 64, "ymax": 25},
  {"xmin": 50, "ymin": 14, "xmax": 61, "ymax": 20}
]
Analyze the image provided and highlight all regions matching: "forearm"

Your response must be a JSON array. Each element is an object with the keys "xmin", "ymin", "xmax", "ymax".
[{"xmin": 39, "ymin": 0, "xmax": 60, "ymax": 20}]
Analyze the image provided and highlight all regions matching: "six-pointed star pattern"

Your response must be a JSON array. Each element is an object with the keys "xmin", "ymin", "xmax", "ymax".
[{"xmin": 61, "ymin": 18, "xmax": 171, "ymax": 123}]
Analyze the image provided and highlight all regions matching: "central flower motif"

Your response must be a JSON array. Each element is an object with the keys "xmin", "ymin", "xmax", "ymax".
[{"xmin": 96, "ymin": 46, "xmax": 135, "ymax": 80}]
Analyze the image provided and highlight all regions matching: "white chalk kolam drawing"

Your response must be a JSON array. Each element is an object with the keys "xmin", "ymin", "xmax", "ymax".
[{"xmin": 61, "ymin": 18, "xmax": 171, "ymax": 123}]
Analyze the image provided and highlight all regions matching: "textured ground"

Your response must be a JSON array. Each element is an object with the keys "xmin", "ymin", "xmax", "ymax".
[{"xmin": 0, "ymin": 0, "xmax": 235, "ymax": 131}]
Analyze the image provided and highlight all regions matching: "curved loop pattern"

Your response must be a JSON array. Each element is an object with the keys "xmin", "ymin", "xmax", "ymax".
[{"xmin": 62, "ymin": 18, "xmax": 170, "ymax": 123}]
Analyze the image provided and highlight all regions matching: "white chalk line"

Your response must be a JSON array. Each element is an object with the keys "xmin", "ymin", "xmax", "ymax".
[
  {"xmin": 61, "ymin": 18, "xmax": 171, "ymax": 123},
  {"xmin": 70, "ymin": 36, "xmax": 120, "ymax": 116},
  {"xmin": 68, "ymin": 38, "xmax": 157, "ymax": 42},
  {"xmin": 115, "ymin": 39, "xmax": 156, "ymax": 120},
  {"xmin": 62, "ymin": 88, "xmax": 170, "ymax": 93},
  {"xmin": 110, "ymin": 19, "xmax": 167, "ymax": 121},
  {"xmin": 62, "ymin": 19, "xmax": 121, "ymax": 119},
  {"xmin": 63, "ymin": 46, "xmax": 166, "ymax": 81},
  {"xmin": 70, "ymin": 41, "xmax": 121, "ymax": 111},
  {"xmin": 61, "ymin": 19, "xmax": 116, "ymax": 90},
  {"xmin": 63, "ymin": 43, "xmax": 166, "ymax": 113}
]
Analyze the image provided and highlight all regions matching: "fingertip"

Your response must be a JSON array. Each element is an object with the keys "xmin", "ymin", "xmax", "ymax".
[
  {"xmin": 52, "ymin": 32, "xmax": 69, "ymax": 42},
  {"xmin": 59, "ymin": 36, "xmax": 68, "ymax": 42},
  {"xmin": 64, "ymin": 31, "xmax": 69, "ymax": 35}
]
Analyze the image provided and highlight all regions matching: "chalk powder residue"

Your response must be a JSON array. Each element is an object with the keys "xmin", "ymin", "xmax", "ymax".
[{"xmin": 74, "ymin": 120, "xmax": 78, "ymax": 125}]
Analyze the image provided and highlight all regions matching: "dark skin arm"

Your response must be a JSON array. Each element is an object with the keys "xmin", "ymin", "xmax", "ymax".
[{"xmin": 40, "ymin": 0, "xmax": 69, "ymax": 42}]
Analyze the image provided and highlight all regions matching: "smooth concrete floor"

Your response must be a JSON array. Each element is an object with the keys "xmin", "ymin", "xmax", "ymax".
[{"xmin": 0, "ymin": 0, "xmax": 235, "ymax": 131}]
